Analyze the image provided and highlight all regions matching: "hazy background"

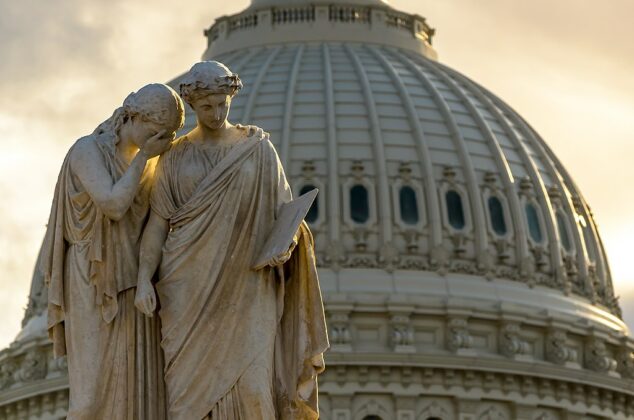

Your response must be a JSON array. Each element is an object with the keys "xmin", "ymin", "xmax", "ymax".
[{"xmin": 0, "ymin": 0, "xmax": 633, "ymax": 348}]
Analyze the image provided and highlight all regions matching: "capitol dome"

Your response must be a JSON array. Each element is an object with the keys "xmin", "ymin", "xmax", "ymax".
[{"xmin": 2, "ymin": 0, "xmax": 634, "ymax": 419}]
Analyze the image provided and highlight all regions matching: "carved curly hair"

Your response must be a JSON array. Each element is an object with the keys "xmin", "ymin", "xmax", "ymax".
[
  {"xmin": 93, "ymin": 83, "xmax": 185, "ymax": 138},
  {"xmin": 179, "ymin": 61, "xmax": 243, "ymax": 106}
]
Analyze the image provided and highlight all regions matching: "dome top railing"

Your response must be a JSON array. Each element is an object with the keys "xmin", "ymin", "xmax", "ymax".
[{"xmin": 203, "ymin": 3, "xmax": 436, "ymax": 59}]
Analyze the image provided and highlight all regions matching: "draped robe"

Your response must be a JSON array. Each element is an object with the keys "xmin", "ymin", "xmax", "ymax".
[
  {"xmin": 150, "ymin": 128, "xmax": 328, "ymax": 420},
  {"xmin": 41, "ymin": 130, "xmax": 166, "ymax": 419}
]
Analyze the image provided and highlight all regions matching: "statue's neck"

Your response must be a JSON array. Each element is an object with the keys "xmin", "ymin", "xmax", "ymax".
[{"xmin": 193, "ymin": 121, "xmax": 236, "ymax": 145}]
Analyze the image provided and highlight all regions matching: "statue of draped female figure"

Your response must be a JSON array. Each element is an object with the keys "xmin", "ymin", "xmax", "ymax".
[
  {"xmin": 134, "ymin": 61, "xmax": 329, "ymax": 420},
  {"xmin": 41, "ymin": 84, "xmax": 185, "ymax": 419}
]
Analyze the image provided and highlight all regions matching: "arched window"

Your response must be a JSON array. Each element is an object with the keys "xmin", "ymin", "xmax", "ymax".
[
  {"xmin": 300, "ymin": 185, "xmax": 319, "ymax": 224},
  {"xmin": 525, "ymin": 203, "xmax": 543, "ymax": 243},
  {"xmin": 556, "ymin": 211, "xmax": 572, "ymax": 252},
  {"xmin": 399, "ymin": 186, "xmax": 419, "ymax": 225},
  {"xmin": 487, "ymin": 196, "xmax": 507, "ymax": 236},
  {"xmin": 445, "ymin": 190, "xmax": 465, "ymax": 230},
  {"xmin": 350, "ymin": 185, "xmax": 370, "ymax": 224}
]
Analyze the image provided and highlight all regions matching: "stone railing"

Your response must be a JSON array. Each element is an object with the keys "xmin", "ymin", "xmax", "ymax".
[
  {"xmin": 205, "ymin": 4, "xmax": 436, "ymax": 45},
  {"xmin": 385, "ymin": 11, "xmax": 412, "ymax": 31},
  {"xmin": 228, "ymin": 13, "xmax": 259, "ymax": 32},
  {"xmin": 328, "ymin": 5, "xmax": 371, "ymax": 24},
  {"xmin": 272, "ymin": 5, "xmax": 316, "ymax": 25}
]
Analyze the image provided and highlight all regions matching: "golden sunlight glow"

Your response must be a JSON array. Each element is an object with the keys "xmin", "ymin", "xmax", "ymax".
[{"xmin": 0, "ymin": 0, "xmax": 633, "ymax": 347}]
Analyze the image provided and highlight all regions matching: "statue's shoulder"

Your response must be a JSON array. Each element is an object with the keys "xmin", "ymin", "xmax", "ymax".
[{"xmin": 68, "ymin": 135, "xmax": 99, "ymax": 163}]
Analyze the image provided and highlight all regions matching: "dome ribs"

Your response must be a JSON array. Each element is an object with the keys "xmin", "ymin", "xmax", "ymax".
[
  {"xmin": 499, "ymin": 104, "xmax": 615, "ymax": 303},
  {"xmin": 219, "ymin": 48, "xmax": 248, "ymax": 71},
  {"xmin": 240, "ymin": 45, "xmax": 283, "ymax": 124},
  {"xmin": 536, "ymin": 135, "xmax": 613, "ymax": 297},
  {"xmin": 345, "ymin": 44, "xmax": 393, "ymax": 245},
  {"xmin": 486, "ymin": 98, "xmax": 575, "ymax": 292},
  {"xmin": 509, "ymin": 111, "xmax": 591, "ymax": 293},
  {"xmin": 399, "ymin": 51, "xmax": 489, "ymax": 267},
  {"xmin": 213, "ymin": 48, "xmax": 262, "ymax": 125},
  {"xmin": 368, "ymin": 46, "xmax": 442, "ymax": 250},
  {"xmin": 202, "ymin": 41, "xmax": 619, "ymax": 309},
  {"xmin": 423, "ymin": 58, "xmax": 529, "ymax": 274},
  {"xmin": 322, "ymin": 44, "xmax": 342, "ymax": 245},
  {"xmin": 439, "ymin": 63, "xmax": 564, "ymax": 286},
  {"xmin": 280, "ymin": 44, "xmax": 305, "ymax": 168}
]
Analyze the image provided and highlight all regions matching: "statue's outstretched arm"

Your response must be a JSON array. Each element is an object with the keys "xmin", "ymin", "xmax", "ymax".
[{"xmin": 135, "ymin": 210, "xmax": 169, "ymax": 316}]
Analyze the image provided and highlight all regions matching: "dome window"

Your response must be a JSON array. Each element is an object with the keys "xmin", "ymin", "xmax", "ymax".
[
  {"xmin": 300, "ymin": 185, "xmax": 319, "ymax": 224},
  {"xmin": 445, "ymin": 190, "xmax": 465, "ymax": 230},
  {"xmin": 399, "ymin": 186, "xmax": 419, "ymax": 225},
  {"xmin": 350, "ymin": 185, "xmax": 370, "ymax": 224},
  {"xmin": 556, "ymin": 211, "xmax": 573, "ymax": 252},
  {"xmin": 487, "ymin": 196, "xmax": 507, "ymax": 236},
  {"xmin": 525, "ymin": 203, "xmax": 543, "ymax": 243}
]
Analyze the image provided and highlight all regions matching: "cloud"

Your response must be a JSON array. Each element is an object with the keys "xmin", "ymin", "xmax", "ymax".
[
  {"xmin": 0, "ymin": 0, "xmax": 633, "ymax": 349},
  {"xmin": 0, "ymin": 0, "xmax": 251, "ymax": 348}
]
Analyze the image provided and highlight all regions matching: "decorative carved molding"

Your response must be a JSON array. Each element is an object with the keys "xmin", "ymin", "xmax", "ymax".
[
  {"xmin": 14, "ymin": 351, "xmax": 47, "ymax": 383},
  {"xmin": 545, "ymin": 329, "xmax": 576, "ymax": 365},
  {"xmin": 329, "ymin": 312, "xmax": 352, "ymax": 352},
  {"xmin": 585, "ymin": 336, "xmax": 617, "ymax": 374},
  {"xmin": 390, "ymin": 314, "xmax": 415, "ymax": 353},
  {"xmin": 447, "ymin": 318, "xmax": 473, "ymax": 352},
  {"xmin": 616, "ymin": 345, "xmax": 634, "ymax": 379},
  {"xmin": 498, "ymin": 323, "xmax": 530, "ymax": 358},
  {"xmin": 0, "ymin": 360, "xmax": 16, "ymax": 390},
  {"xmin": 319, "ymin": 365, "xmax": 634, "ymax": 417}
]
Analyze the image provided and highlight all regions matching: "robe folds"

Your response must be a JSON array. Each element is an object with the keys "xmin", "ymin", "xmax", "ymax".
[
  {"xmin": 40, "ymin": 130, "xmax": 166, "ymax": 419},
  {"xmin": 150, "ymin": 128, "xmax": 329, "ymax": 420}
]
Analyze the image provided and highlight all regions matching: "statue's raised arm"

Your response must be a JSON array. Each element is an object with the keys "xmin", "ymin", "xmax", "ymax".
[{"xmin": 40, "ymin": 83, "xmax": 184, "ymax": 419}]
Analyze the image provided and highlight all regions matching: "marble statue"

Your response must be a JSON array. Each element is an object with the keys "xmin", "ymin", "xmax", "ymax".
[
  {"xmin": 134, "ymin": 61, "xmax": 329, "ymax": 419},
  {"xmin": 40, "ymin": 83, "xmax": 185, "ymax": 419}
]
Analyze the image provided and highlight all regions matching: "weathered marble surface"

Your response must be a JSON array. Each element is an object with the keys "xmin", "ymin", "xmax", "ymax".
[
  {"xmin": 133, "ymin": 61, "xmax": 328, "ymax": 420},
  {"xmin": 41, "ymin": 84, "xmax": 184, "ymax": 419}
]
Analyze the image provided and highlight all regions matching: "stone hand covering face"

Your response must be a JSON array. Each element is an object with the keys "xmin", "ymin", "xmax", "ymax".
[
  {"xmin": 39, "ymin": 85, "xmax": 183, "ymax": 419},
  {"xmin": 150, "ymin": 128, "xmax": 328, "ymax": 419}
]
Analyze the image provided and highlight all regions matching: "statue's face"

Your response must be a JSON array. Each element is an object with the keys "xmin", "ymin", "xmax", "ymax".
[
  {"xmin": 191, "ymin": 93, "xmax": 232, "ymax": 130},
  {"xmin": 119, "ymin": 114, "xmax": 165, "ymax": 149}
]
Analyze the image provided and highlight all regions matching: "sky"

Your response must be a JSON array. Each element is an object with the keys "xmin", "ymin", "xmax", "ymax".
[{"xmin": 0, "ymin": 0, "xmax": 633, "ymax": 349}]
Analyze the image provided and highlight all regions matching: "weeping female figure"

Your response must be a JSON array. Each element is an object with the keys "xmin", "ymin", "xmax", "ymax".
[{"xmin": 40, "ymin": 83, "xmax": 185, "ymax": 419}]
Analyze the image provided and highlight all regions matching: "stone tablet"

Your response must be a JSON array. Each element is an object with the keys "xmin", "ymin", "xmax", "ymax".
[{"xmin": 252, "ymin": 188, "xmax": 318, "ymax": 270}]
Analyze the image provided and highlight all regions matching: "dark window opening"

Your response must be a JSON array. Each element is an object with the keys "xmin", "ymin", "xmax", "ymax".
[
  {"xmin": 525, "ymin": 203, "xmax": 543, "ymax": 243},
  {"xmin": 556, "ymin": 211, "xmax": 572, "ymax": 252},
  {"xmin": 350, "ymin": 185, "xmax": 370, "ymax": 224},
  {"xmin": 488, "ymin": 196, "xmax": 507, "ymax": 236},
  {"xmin": 399, "ymin": 186, "xmax": 419, "ymax": 225},
  {"xmin": 446, "ymin": 190, "xmax": 465, "ymax": 230},
  {"xmin": 300, "ymin": 185, "xmax": 319, "ymax": 224}
]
